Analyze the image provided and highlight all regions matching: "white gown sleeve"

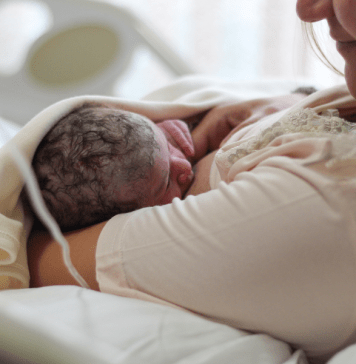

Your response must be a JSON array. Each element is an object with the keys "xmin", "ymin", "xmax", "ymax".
[{"xmin": 97, "ymin": 161, "xmax": 356, "ymax": 361}]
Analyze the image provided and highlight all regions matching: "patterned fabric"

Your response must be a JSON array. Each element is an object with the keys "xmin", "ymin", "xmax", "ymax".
[{"xmin": 216, "ymin": 107, "xmax": 356, "ymax": 171}]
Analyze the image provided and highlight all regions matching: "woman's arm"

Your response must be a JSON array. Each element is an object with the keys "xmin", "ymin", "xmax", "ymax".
[
  {"xmin": 96, "ymin": 161, "xmax": 354, "ymax": 362},
  {"xmin": 28, "ymin": 221, "xmax": 106, "ymax": 290}
]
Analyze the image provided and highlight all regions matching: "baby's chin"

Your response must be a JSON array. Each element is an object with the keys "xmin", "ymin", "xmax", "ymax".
[{"xmin": 163, "ymin": 173, "xmax": 195, "ymax": 203}]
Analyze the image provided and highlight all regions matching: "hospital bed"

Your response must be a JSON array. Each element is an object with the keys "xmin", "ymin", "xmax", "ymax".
[{"xmin": 0, "ymin": 1, "xmax": 356, "ymax": 363}]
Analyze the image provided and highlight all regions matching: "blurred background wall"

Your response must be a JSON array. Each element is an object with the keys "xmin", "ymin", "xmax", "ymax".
[{"xmin": 0, "ymin": 0, "xmax": 345, "ymax": 100}]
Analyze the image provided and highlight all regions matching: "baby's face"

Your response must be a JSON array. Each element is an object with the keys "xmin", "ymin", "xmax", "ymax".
[{"xmin": 143, "ymin": 118, "xmax": 195, "ymax": 206}]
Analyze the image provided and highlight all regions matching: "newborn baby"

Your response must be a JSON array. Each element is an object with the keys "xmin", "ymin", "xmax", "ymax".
[{"xmin": 32, "ymin": 102, "xmax": 194, "ymax": 231}]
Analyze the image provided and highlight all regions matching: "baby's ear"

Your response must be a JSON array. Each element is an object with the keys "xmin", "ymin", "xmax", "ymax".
[{"xmin": 157, "ymin": 120, "xmax": 194, "ymax": 158}]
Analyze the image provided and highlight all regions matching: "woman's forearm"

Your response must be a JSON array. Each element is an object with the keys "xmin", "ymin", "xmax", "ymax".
[{"xmin": 27, "ymin": 221, "xmax": 105, "ymax": 290}]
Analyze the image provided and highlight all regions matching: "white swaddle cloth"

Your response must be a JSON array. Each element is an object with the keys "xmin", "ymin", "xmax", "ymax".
[{"xmin": 1, "ymin": 76, "xmax": 305, "ymax": 289}]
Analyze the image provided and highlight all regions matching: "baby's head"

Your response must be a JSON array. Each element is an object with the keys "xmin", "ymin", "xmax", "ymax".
[{"xmin": 32, "ymin": 102, "xmax": 194, "ymax": 231}]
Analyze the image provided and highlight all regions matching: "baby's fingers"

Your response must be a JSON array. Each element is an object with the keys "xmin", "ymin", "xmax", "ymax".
[{"xmin": 161, "ymin": 120, "xmax": 195, "ymax": 157}]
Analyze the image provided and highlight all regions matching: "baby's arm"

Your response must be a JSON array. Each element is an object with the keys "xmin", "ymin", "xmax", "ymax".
[
  {"xmin": 191, "ymin": 93, "xmax": 310, "ymax": 162},
  {"xmin": 185, "ymin": 92, "xmax": 312, "ymax": 196}
]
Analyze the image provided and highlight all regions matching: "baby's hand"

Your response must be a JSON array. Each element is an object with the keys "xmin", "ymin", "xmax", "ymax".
[{"xmin": 157, "ymin": 120, "xmax": 195, "ymax": 159}]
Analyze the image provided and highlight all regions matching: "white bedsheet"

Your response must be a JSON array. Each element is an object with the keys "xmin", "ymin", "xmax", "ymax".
[{"xmin": 0, "ymin": 286, "xmax": 306, "ymax": 364}]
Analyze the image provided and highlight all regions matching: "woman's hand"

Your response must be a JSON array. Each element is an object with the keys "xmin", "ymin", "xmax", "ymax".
[{"xmin": 191, "ymin": 93, "xmax": 309, "ymax": 162}]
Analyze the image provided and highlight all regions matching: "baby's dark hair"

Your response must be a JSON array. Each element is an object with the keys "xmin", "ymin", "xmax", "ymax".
[{"xmin": 32, "ymin": 102, "xmax": 159, "ymax": 231}]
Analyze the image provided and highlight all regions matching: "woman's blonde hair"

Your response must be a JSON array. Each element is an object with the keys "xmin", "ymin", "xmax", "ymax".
[{"xmin": 302, "ymin": 22, "xmax": 344, "ymax": 76}]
